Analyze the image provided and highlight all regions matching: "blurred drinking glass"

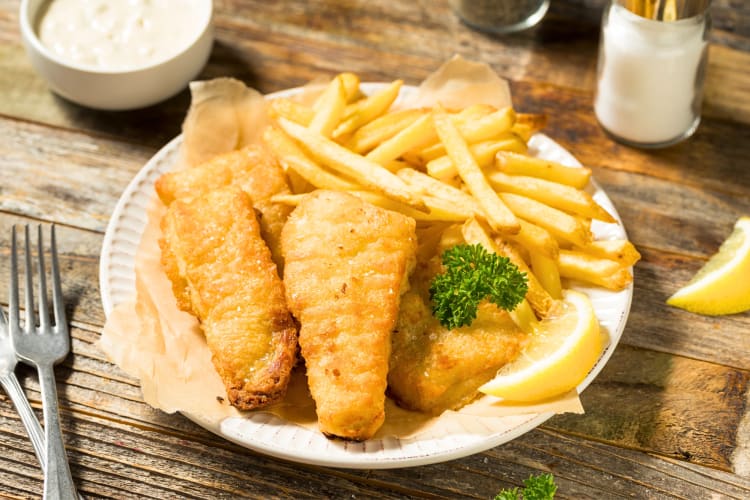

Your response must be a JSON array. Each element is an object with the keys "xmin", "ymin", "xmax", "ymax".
[{"xmin": 450, "ymin": 0, "xmax": 550, "ymax": 34}]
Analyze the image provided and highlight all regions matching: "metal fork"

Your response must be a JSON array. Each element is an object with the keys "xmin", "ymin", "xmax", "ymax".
[
  {"xmin": 9, "ymin": 225, "xmax": 78, "ymax": 500},
  {"xmin": 0, "ymin": 305, "xmax": 46, "ymax": 469}
]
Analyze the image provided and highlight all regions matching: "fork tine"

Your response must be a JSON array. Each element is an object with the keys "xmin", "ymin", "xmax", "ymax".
[
  {"xmin": 9, "ymin": 226, "xmax": 19, "ymax": 331},
  {"xmin": 50, "ymin": 225, "xmax": 66, "ymax": 331},
  {"xmin": 22, "ymin": 226, "xmax": 34, "ymax": 332},
  {"xmin": 35, "ymin": 225, "xmax": 51, "ymax": 332},
  {"xmin": 23, "ymin": 225, "xmax": 35, "ymax": 333}
]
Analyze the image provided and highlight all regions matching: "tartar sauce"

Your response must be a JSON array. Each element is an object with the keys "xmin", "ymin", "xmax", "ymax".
[{"xmin": 37, "ymin": 0, "xmax": 208, "ymax": 71}]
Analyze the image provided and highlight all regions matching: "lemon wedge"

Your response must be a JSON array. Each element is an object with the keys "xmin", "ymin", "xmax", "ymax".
[
  {"xmin": 667, "ymin": 216, "xmax": 750, "ymax": 315},
  {"xmin": 479, "ymin": 290, "xmax": 604, "ymax": 402}
]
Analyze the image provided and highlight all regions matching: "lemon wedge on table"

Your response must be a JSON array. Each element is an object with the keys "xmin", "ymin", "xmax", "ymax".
[
  {"xmin": 479, "ymin": 290, "xmax": 604, "ymax": 402},
  {"xmin": 667, "ymin": 216, "xmax": 750, "ymax": 316}
]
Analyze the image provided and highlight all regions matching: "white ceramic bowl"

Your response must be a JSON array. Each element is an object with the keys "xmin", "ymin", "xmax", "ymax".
[{"xmin": 19, "ymin": 0, "xmax": 214, "ymax": 111}]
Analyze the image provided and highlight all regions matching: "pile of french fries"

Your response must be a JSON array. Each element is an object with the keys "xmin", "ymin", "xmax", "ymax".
[{"xmin": 264, "ymin": 72, "xmax": 640, "ymax": 330}]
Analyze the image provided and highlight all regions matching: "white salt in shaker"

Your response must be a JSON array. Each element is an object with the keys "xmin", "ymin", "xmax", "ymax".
[{"xmin": 594, "ymin": 0, "xmax": 711, "ymax": 148}]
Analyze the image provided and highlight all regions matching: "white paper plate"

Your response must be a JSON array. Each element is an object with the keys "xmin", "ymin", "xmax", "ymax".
[{"xmin": 100, "ymin": 84, "xmax": 633, "ymax": 468}]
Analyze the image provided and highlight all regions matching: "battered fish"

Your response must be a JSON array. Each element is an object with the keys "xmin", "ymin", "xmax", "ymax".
[
  {"xmin": 388, "ymin": 249, "xmax": 528, "ymax": 415},
  {"xmin": 281, "ymin": 190, "xmax": 417, "ymax": 440},
  {"xmin": 160, "ymin": 185, "xmax": 297, "ymax": 409},
  {"xmin": 155, "ymin": 144, "xmax": 292, "ymax": 269}
]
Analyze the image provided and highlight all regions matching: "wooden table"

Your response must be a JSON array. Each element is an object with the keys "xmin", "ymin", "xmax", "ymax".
[{"xmin": 1, "ymin": 0, "xmax": 749, "ymax": 497}]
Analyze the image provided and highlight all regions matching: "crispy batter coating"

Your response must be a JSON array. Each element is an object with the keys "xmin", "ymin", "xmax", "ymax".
[
  {"xmin": 281, "ymin": 190, "xmax": 417, "ymax": 440},
  {"xmin": 388, "ymin": 256, "xmax": 529, "ymax": 415},
  {"xmin": 155, "ymin": 145, "xmax": 292, "ymax": 269},
  {"xmin": 160, "ymin": 185, "xmax": 297, "ymax": 410}
]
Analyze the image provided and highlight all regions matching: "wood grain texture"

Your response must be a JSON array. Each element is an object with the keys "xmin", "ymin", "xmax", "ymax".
[{"xmin": 0, "ymin": 0, "xmax": 749, "ymax": 497}]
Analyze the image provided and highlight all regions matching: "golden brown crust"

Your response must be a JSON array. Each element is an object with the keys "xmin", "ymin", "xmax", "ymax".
[
  {"xmin": 281, "ymin": 190, "xmax": 417, "ymax": 440},
  {"xmin": 388, "ymin": 257, "xmax": 528, "ymax": 415},
  {"xmin": 155, "ymin": 145, "xmax": 293, "ymax": 270},
  {"xmin": 160, "ymin": 185, "xmax": 297, "ymax": 410}
]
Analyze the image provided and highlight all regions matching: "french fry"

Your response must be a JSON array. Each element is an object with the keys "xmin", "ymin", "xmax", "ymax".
[
  {"xmin": 495, "ymin": 151, "xmax": 592, "ymax": 189},
  {"xmin": 403, "ymin": 104, "xmax": 498, "ymax": 165},
  {"xmin": 422, "ymin": 194, "xmax": 478, "ymax": 220},
  {"xmin": 269, "ymin": 98, "xmax": 314, "ymax": 126},
  {"xmin": 263, "ymin": 126, "xmax": 357, "ymax": 191},
  {"xmin": 578, "ymin": 239, "xmax": 641, "ymax": 267},
  {"xmin": 366, "ymin": 114, "xmax": 437, "ymax": 168},
  {"xmin": 337, "ymin": 72, "xmax": 363, "ymax": 103},
  {"xmin": 262, "ymin": 127, "xmax": 312, "ymax": 194},
  {"xmin": 311, "ymin": 72, "xmax": 362, "ymax": 111},
  {"xmin": 270, "ymin": 193, "xmax": 307, "ymax": 206},
  {"xmin": 450, "ymin": 103, "xmax": 497, "ymax": 121},
  {"xmin": 461, "ymin": 217, "xmax": 553, "ymax": 320},
  {"xmin": 345, "ymin": 108, "xmax": 425, "ymax": 153},
  {"xmin": 487, "ymin": 170, "xmax": 616, "ymax": 222},
  {"xmin": 510, "ymin": 124, "xmax": 534, "ymax": 142},
  {"xmin": 505, "ymin": 219, "xmax": 559, "ymax": 260},
  {"xmin": 426, "ymin": 136, "xmax": 527, "ymax": 180},
  {"xmin": 351, "ymin": 191, "xmax": 471, "ymax": 221},
  {"xmin": 508, "ymin": 299, "xmax": 537, "ymax": 334},
  {"xmin": 437, "ymin": 223, "xmax": 466, "ymax": 253},
  {"xmin": 462, "ymin": 106, "xmax": 516, "ymax": 141},
  {"xmin": 308, "ymin": 75, "xmax": 348, "ymax": 138},
  {"xmin": 277, "ymin": 117, "xmax": 428, "ymax": 212},
  {"xmin": 385, "ymin": 159, "xmax": 412, "ymax": 172},
  {"xmin": 397, "ymin": 167, "xmax": 481, "ymax": 215},
  {"xmin": 530, "ymin": 251, "xmax": 563, "ymax": 300},
  {"xmin": 416, "ymin": 106, "xmax": 516, "ymax": 163},
  {"xmin": 272, "ymin": 191, "xmax": 468, "ymax": 223},
  {"xmin": 557, "ymin": 249, "xmax": 633, "ymax": 290},
  {"xmin": 333, "ymin": 80, "xmax": 403, "ymax": 138},
  {"xmin": 432, "ymin": 105, "xmax": 520, "ymax": 234},
  {"xmin": 511, "ymin": 114, "xmax": 547, "ymax": 142},
  {"xmin": 415, "ymin": 222, "xmax": 452, "ymax": 262},
  {"xmin": 498, "ymin": 241, "xmax": 554, "ymax": 319},
  {"xmin": 500, "ymin": 192, "xmax": 592, "ymax": 247},
  {"xmin": 516, "ymin": 112, "xmax": 548, "ymax": 131},
  {"xmin": 264, "ymin": 70, "xmax": 641, "ymax": 312}
]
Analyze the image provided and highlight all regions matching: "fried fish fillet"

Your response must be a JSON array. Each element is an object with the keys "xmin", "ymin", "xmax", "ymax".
[
  {"xmin": 281, "ymin": 190, "xmax": 417, "ymax": 440},
  {"xmin": 160, "ymin": 185, "xmax": 297, "ymax": 409},
  {"xmin": 388, "ymin": 255, "xmax": 529, "ymax": 415},
  {"xmin": 155, "ymin": 144, "xmax": 292, "ymax": 269}
]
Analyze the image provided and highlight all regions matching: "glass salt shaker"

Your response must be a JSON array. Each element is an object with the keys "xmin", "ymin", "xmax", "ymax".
[
  {"xmin": 450, "ymin": 0, "xmax": 550, "ymax": 34},
  {"xmin": 594, "ymin": 0, "xmax": 712, "ymax": 148}
]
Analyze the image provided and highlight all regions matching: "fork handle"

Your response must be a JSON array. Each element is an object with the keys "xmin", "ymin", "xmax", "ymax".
[
  {"xmin": 37, "ymin": 364, "xmax": 78, "ymax": 500},
  {"xmin": 0, "ymin": 372, "xmax": 46, "ymax": 469}
]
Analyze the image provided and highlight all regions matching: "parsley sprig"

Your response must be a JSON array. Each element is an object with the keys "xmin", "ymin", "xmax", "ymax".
[
  {"xmin": 494, "ymin": 473, "xmax": 557, "ymax": 500},
  {"xmin": 429, "ymin": 243, "xmax": 528, "ymax": 330}
]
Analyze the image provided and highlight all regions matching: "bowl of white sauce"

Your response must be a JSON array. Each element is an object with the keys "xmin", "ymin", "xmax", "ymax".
[{"xmin": 20, "ymin": 0, "xmax": 214, "ymax": 111}]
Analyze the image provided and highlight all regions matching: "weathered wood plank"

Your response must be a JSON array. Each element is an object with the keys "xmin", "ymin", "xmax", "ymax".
[
  {"xmin": 5, "ymin": 389, "xmax": 750, "ymax": 499},
  {"xmin": 547, "ymin": 344, "xmax": 749, "ymax": 472},
  {"xmin": 0, "ymin": 119, "xmax": 158, "ymax": 233},
  {"xmin": 484, "ymin": 428, "xmax": 750, "ymax": 499}
]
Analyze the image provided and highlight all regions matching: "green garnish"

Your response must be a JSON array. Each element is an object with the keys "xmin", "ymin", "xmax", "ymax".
[
  {"xmin": 429, "ymin": 243, "xmax": 528, "ymax": 330},
  {"xmin": 494, "ymin": 473, "xmax": 557, "ymax": 500}
]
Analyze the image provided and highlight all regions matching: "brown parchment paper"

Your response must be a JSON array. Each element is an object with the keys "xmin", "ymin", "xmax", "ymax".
[{"xmin": 99, "ymin": 56, "xmax": 585, "ymax": 444}]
